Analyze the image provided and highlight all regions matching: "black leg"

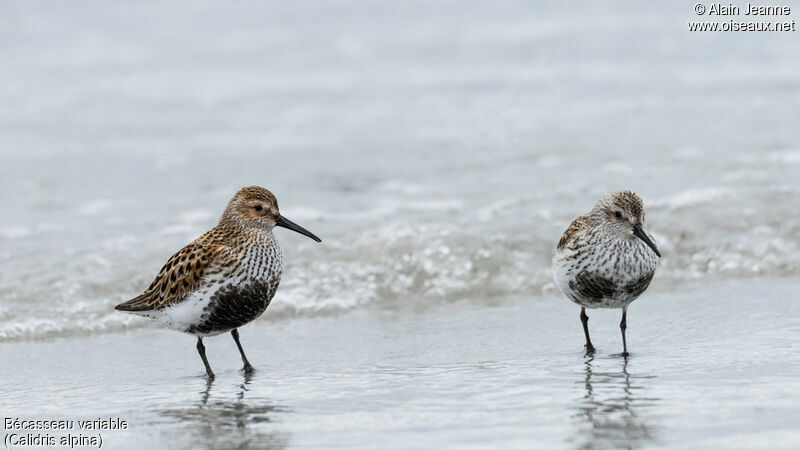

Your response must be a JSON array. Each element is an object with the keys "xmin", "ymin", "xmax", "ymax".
[
  {"xmin": 580, "ymin": 307, "xmax": 595, "ymax": 354},
  {"xmin": 620, "ymin": 308, "xmax": 629, "ymax": 357},
  {"xmin": 231, "ymin": 329, "xmax": 255, "ymax": 374},
  {"xmin": 196, "ymin": 337, "xmax": 215, "ymax": 379}
]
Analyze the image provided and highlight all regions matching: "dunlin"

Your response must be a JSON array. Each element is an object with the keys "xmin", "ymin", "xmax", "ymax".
[
  {"xmin": 552, "ymin": 191, "xmax": 660, "ymax": 356},
  {"xmin": 116, "ymin": 186, "xmax": 321, "ymax": 378}
]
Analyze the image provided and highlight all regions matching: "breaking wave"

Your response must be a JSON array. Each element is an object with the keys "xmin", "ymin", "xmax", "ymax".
[{"xmin": 2, "ymin": 181, "xmax": 799, "ymax": 342}]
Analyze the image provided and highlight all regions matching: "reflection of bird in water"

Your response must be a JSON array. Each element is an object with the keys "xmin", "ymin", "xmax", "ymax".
[
  {"xmin": 573, "ymin": 357, "xmax": 658, "ymax": 449},
  {"xmin": 160, "ymin": 375, "xmax": 291, "ymax": 449}
]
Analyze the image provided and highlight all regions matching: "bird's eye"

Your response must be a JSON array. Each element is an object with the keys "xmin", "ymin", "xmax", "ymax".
[
  {"xmin": 254, "ymin": 205, "xmax": 263, "ymax": 211},
  {"xmin": 614, "ymin": 211, "xmax": 623, "ymax": 219}
]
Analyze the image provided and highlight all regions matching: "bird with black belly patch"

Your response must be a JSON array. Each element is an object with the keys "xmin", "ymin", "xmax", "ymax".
[
  {"xmin": 115, "ymin": 186, "xmax": 321, "ymax": 378},
  {"xmin": 552, "ymin": 191, "xmax": 660, "ymax": 356}
]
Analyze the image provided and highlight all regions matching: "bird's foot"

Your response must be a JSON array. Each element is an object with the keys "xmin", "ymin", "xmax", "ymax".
[
  {"xmin": 241, "ymin": 363, "xmax": 255, "ymax": 375},
  {"xmin": 205, "ymin": 370, "xmax": 216, "ymax": 380},
  {"xmin": 584, "ymin": 344, "xmax": 596, "ymax": 355}
]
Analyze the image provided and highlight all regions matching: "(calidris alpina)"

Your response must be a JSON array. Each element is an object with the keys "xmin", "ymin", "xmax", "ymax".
[
  {"xmin": 115, "ymin": 186, "xmax": 321, "ymax": 378},
  {"xmin": 552, "ymin": 191, "xmax": 660, "ymax": 356}
]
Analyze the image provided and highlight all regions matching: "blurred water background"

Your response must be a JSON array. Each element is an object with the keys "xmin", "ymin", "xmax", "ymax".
[{"xmin": 1, "ymin": 0, "xmax": 799, "ymax": 448}]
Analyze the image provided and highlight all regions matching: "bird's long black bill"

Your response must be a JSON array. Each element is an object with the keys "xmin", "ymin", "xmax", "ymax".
[
  {"xmin": 275, "ymin": 215, "xmax": 322, "ymax": 242},
  {"xmin": 633, "ymin": 223, "xmax": 660, "ymax": 257}
]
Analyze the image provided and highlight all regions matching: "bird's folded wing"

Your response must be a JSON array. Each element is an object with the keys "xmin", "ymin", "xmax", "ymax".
[
  {"xmin": 557, "ymin": 215, "xmax": 590, "ymax": 250},
  {"xmin": 115, "ymin": 238, "xmax": 227, "ymax": 312}
]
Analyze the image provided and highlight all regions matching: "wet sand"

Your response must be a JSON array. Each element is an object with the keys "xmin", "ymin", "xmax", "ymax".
[{"xmin": 2, "ymin": 278, "xmax": 799, "ymax": 449}]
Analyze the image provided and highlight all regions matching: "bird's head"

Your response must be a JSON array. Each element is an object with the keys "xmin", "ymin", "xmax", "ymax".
[
  {"xmin": 222, "ymin": 186, "xmax": 321, "ymax": 242},
  {"xmin": 592, "ymin": 190, "xmax": 660, "ymax": 257}
]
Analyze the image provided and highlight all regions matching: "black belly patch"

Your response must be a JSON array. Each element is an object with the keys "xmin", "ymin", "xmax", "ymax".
[
  {"xmin": 570, "ymin": 271, "xmax": 654, "ymax": 303},
  {"xmin": 186, "ymin": 280, "xmax": 278, "ymax": 335},
  {"xmin": 571, "ymin": 272, "xmax": 615, "ymax": 303},
  {"xmin": 622, "ymin": 272, "xmax": 654, "ymax": 298}
]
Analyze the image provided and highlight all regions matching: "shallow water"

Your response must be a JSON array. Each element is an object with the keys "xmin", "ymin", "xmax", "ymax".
[
  {"xmin": 2, "ymin": 0, "xmax": 800, "ymax": 341},
  {"xmin": 2, "ymin": 0, "xmax": 800, "ymax": 448},
  {"xmin": 2, "ymin": 279, "xmax": 800, "ymax": 448}
]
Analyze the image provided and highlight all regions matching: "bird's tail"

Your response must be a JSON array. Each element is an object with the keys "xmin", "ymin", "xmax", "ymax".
[{"xmin": 115, "ymin": 292, "xmax": 158, "ymax": 313}]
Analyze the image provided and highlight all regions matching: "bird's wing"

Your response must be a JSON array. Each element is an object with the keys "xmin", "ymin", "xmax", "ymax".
[
  {"xmin": 557, "ymin": 214, "xmax": 590, "ymax": 250},
  {"xmin": 115, "ymin": 233, "xmax": 229, "ymax": 312}
]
